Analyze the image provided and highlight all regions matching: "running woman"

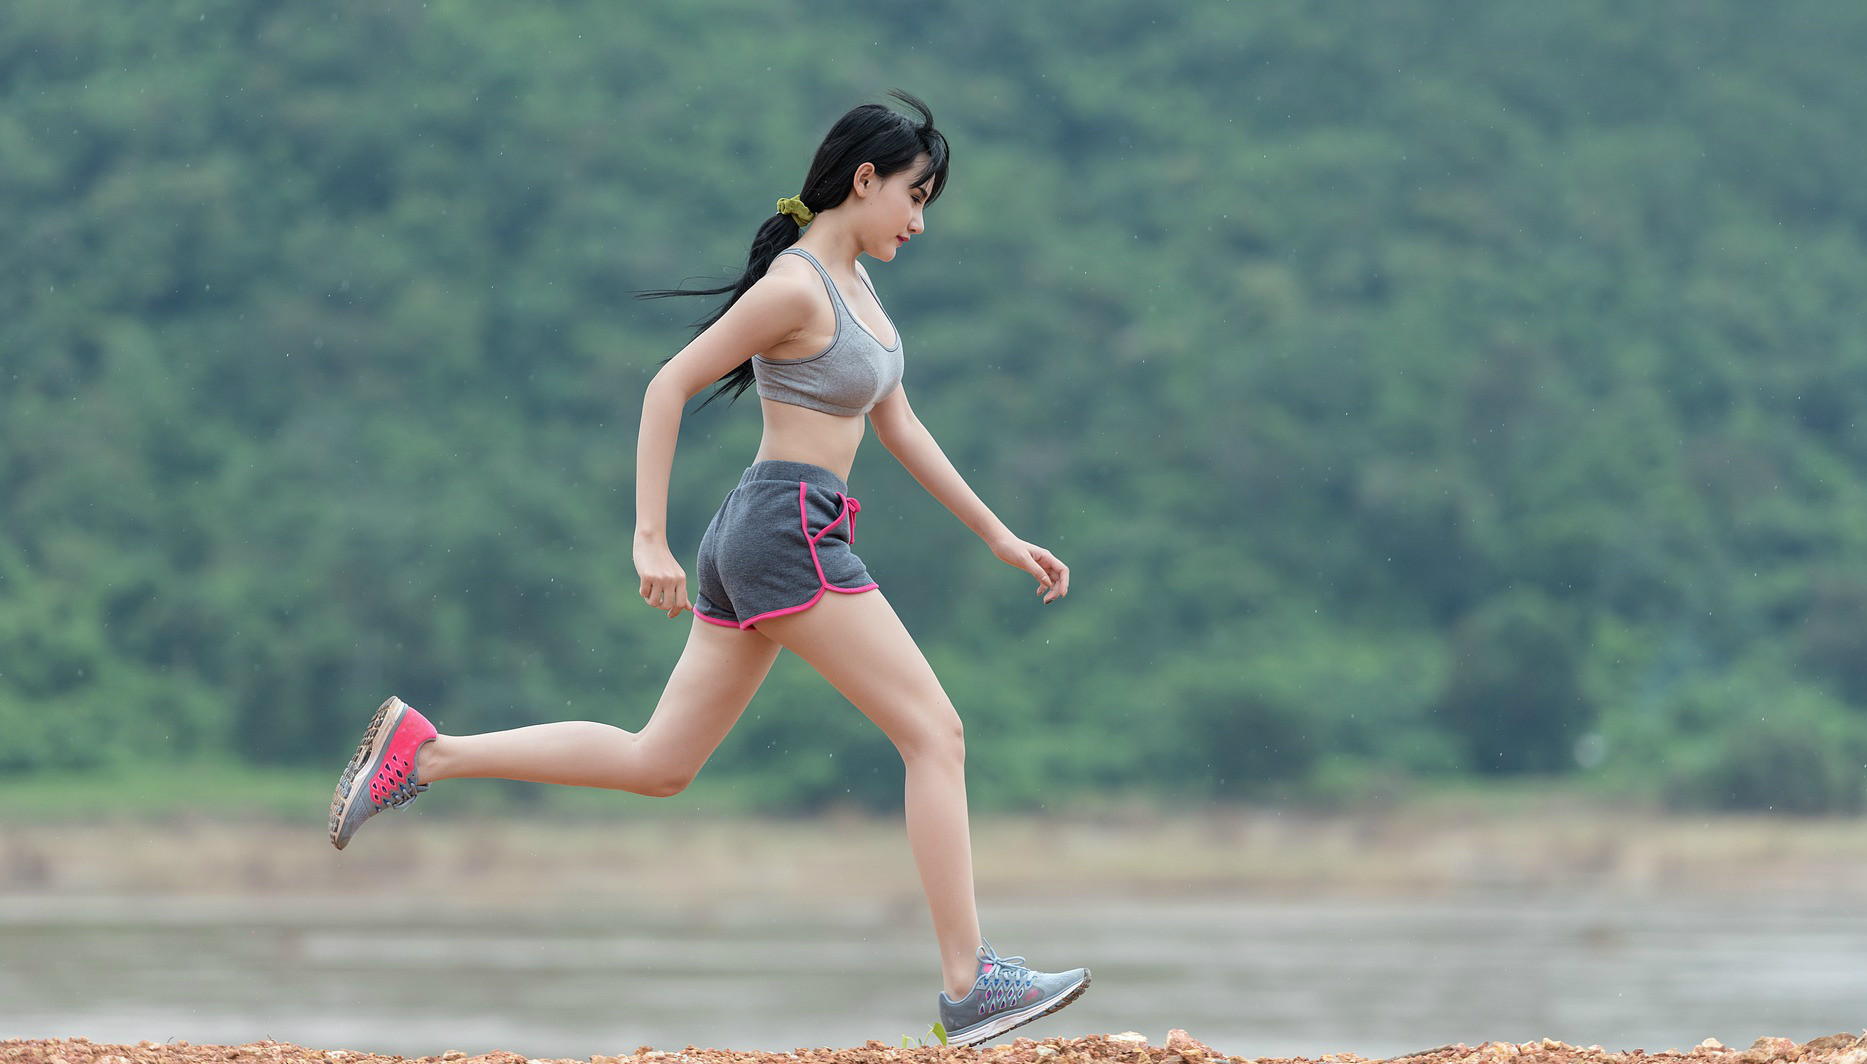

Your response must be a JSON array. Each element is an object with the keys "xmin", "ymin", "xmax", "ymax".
[{"xmin": 328, "ymin": 91, "xmax": 1088, "ymax": 1046}]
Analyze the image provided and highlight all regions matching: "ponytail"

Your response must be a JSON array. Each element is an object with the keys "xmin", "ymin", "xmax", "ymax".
[
  {"xmin": 639, "ymin": 90, "xmax": 951, "ymax": 409},
  {"xmin": 638, "ymin": 211, "xmax": 804, "ymax": 408}
]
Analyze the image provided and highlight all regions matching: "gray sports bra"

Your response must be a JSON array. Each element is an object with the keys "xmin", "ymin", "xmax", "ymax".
[{"xmin": 753, "ymin": 248, "xmax": 904, "ymax": 417}]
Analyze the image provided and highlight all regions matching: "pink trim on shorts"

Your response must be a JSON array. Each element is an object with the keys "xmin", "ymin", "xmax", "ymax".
[{"xmin": 705, "ymin": 481, "xmax": 877, "ymax": 630}]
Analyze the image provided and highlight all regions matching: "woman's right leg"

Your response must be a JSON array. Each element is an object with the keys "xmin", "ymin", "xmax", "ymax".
[
  {"xmin": 416, "ymin": 618, "xmax": 780, "ymax": 796},
  {"xmin": 753, "ymin": 590, "xmax": 982, "ymax": 1002},
  {"xmin": 755, "ymin": 589, "xmax": 1089, "ymax": 1046}
]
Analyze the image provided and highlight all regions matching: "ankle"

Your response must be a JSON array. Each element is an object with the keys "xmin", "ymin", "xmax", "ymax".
[
  {"xmin": 944, "ymin": 970, "xmax": 977, "ymax": 1002},
  {"xmin": 415, "ymin": 736, "xmax": 445, "ymax": 782}
]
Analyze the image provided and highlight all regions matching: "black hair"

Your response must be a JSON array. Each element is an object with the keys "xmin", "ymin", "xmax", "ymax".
[{"xmin": 639, "ymin": 90, "xmax": 950, "ymax": 407}]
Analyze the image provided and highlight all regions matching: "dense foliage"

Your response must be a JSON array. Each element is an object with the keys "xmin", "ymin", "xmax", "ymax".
[{"xmin": 4, "ymin": 1, "xmax": 1866, "ymax": 812}]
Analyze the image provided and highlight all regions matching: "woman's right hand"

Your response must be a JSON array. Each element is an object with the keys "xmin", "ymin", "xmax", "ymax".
[{"xmin": 633, "ymin": 533, "xmax": 692, "ymax": 619}]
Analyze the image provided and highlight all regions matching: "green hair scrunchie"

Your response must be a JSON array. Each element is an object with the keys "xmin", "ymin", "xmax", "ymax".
[{"xmin": 776, "ymin": 196, "xmax": 814, "ymax": 227}]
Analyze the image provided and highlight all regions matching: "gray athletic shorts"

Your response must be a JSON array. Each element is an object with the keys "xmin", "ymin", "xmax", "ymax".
[{"xmin": 693, "ymin": 460, "xmax": 878, "ymax": 630}]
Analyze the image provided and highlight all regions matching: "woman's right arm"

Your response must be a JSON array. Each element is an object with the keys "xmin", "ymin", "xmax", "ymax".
[
  {"xmin": 632, "ymin": 371, "xmax": 698, "ymax": 617},
  {"xmin": 632, "ymin": 276, "xmax": 813, "ymax": 617}
]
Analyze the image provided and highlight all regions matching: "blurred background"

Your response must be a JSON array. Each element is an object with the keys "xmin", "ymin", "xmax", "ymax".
[{"xmin": 2, "ymin": 0, "xmax": 1864, "ymax": 1057}]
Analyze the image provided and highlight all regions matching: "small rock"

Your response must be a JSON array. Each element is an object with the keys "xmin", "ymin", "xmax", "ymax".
[
  {"xmin": 1747, "ymin": 1039, "xmax": 1800, "ymax": 1064},
  {"xmin": 442, "ymin": 1053, "xmax": 469, "ymax": 1061},
  {"xmin": 1111, "ymin": 1034, "xmax": 1150, "ymax": 1048},
  {"xmin": 1035, "ymin": 1048, "xmax": 1059, "ymax": 1058},
  {"xmin": 1169, "ymin": 1032, "xmax": 1217, "ymax": 1059},
  {"xmin": 1747, "ymin": 1037, "xmax": 1792, "ymax": 1060}
]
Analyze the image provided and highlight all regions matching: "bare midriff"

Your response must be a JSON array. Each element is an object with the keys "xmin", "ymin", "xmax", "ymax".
[{"xmin": 752, "ymin": 397, "xmax": 868, "ymax": 484}]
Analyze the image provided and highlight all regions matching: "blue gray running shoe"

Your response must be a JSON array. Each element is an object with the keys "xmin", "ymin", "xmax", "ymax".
[{"xmin": 938, "ymin": 941, "xmax": 1090, "ymax": 1047}]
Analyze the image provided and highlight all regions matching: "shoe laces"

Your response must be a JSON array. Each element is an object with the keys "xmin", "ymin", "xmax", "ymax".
[
  {"xmin": 387, "ymin": 779, "xmax": 428, "ymax": 810},
  {"xmin": 973, "ymin": 941, "xmax": 1034, "ymax": 1012}
]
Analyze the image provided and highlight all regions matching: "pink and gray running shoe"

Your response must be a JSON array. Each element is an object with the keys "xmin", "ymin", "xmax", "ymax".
[{"xmin": 329, "ymin": 696, "xmax": 437, "ymax": 850}]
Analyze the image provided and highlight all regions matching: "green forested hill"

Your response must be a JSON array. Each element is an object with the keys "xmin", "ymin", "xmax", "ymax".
[{"xmin": 4, "ymin": 1, "xmax": 1865, "ymax": 811}]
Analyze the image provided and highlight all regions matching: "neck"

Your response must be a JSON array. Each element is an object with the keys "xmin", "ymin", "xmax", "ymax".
[{"xmin": 794, "ymin": 215, "xmax": 865, "ymax": 269}]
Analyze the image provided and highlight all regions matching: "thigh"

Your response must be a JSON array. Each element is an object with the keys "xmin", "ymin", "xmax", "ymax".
[
  {"xmin": 755, "ymin": 590, "xmax": 960, "ymax": 757},
  {"xmin": 635, "ymin": 616, "xmax": 783, "ymax": 768}
]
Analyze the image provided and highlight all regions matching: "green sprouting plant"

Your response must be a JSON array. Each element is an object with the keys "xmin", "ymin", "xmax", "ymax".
[{"xmin": 901, "ymin": 1023, "xmax": 949, "ymax": 1048}]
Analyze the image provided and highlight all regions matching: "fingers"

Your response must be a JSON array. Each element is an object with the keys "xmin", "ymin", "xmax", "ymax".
[
  {"xmin": 634, "ymin": 539, "xmax": 691, "ymax": 619},
  {"xmin": 1025, "ymin": 546, "xmax": 1069, "ymax": 604},
  {"xmin": 1047, "ymin": 553, "xmax": 1070, "ymax": 601},
  {"xmin": 638, "ymin": 574, "xmax": 691, "ymax": 619}
]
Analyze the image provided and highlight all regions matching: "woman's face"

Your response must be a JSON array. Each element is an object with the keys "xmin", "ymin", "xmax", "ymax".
[{"xmin": 857, "ymin": 154, "xmax": 934, "ymax": 262}]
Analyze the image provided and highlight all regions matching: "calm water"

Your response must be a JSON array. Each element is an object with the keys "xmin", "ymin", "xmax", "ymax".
[{"xmin": 2, "ymin": 893, "xmax": 1862, "ymax": 1059}]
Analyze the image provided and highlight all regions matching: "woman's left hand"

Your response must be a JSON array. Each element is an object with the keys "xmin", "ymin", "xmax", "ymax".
[{"xmin": 991, "ymin": 536, "xmax": 1070, "ymax": 604}]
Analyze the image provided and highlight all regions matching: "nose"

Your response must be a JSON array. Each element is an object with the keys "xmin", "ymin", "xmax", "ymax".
[{"xmin": 910, "ymin": 206, "xmax": 924, "ymax": 235}]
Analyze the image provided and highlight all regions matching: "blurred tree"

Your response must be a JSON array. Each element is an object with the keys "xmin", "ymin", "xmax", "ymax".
[
  {"xmin": 1, "ymin": 0, "xmax": 1865, "ymax": 813},
  {"xmin": 1435, "ymin": 591, "xmax": 1596, "ymax": 775}
]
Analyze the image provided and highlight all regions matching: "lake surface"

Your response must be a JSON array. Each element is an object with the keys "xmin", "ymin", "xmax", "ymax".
[{"xmin": 3, "ymin": 892, "xmax": 1862, "ymax": 1059}]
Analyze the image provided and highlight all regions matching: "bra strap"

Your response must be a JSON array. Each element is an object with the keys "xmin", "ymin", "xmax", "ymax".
[{"xmin": 776, "ymin": 247, "xmax": 849, "ymax": 316}]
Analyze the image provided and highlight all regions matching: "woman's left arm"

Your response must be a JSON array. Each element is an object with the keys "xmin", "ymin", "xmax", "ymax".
[{"xmin": 869, "ymin": 385, "xmax": 1069, "ymax": 603}]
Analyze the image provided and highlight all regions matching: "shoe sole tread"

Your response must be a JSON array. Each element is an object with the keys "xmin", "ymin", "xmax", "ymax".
[{"xmin": 327, "ymin": 697, "xmax": 403, "ymax": 850}]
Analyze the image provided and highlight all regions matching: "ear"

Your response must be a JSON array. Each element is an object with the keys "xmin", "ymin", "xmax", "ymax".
[{"xmin": 851, "ymin": 161, "xmax": 877, "ymax": 199}]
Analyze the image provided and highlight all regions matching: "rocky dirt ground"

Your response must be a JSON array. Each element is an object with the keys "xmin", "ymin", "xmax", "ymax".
[
  {"xmin": 7, "ymin": 813, "xmax": 1863, "ymax": 1064},
  {"xmin": 6, "ymin": 1032, "xmax": 1865, "ymax": 1064}
]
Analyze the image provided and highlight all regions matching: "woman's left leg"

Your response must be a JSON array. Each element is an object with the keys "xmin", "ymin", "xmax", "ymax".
[
  {"xmin": 420, "ymin": 617, "xmax": 782, "ymax": 794},
  {"xmin": 331, "ymin": 618, "xmax": 782, "ymax": 850}
]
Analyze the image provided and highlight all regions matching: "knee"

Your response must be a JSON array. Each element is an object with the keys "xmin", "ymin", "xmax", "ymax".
[
  {"xmin": 621, "ymin": 729, "xmax": 707, "ymax": 798},
  {"xmin": 639, "ymin": 768, "xmax": 698, "ymax": 799},
  {"xmin": 900, "ymin": 707, "xmax": 966, "ymax": 767}
]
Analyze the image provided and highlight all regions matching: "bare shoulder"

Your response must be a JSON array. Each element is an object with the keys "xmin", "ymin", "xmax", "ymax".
[
  {"xmin": 738, "ymin": 252, "xmax": 837, "ymax": 360},
  {"xmin": 743, "ymin": 254, "xmax": 820, "ymax": 310},
  {"xmin": 723, "ymin": 255, "xmax": 823, "ymax": 335}
]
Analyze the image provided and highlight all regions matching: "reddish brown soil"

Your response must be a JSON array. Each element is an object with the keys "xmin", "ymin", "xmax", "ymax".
[{"xmin": 6, "ymin": 1032, "xmax": 1864, "ymax": 1064}]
